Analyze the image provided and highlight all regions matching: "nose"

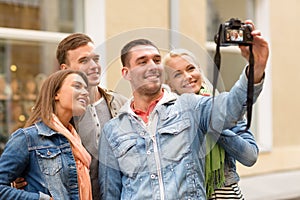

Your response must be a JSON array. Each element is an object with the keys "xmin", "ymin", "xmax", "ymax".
[
  {"xmin": 183, "ymin": 71, "xmax": 192, "ymax": 80},
  {"xmin": 147, "ymin": 60, "xmax": 161, "ymax": 73},
  {"xmin": 82, "ymin": 87, "xmax": 89, "ymax": 96},
  {"xmin": 89, "ymin": 59, "xmax": 101, "ymax": 69}
]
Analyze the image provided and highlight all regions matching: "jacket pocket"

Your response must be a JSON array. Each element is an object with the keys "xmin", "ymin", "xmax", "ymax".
[
  {"xmin": 158, "ymin": 118, "xmax": 192, "ymax": 162},
  {"xmin": 36, "ymin": 147, "xmax": 62, "ymax": 176},
  {"xmin": 113, "ymin": 134, "xmax": 145, "ymax": 178}
]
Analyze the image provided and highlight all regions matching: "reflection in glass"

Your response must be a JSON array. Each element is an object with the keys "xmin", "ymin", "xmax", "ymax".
[
  {"xmin": 0, "ymin": 39, "xmax": 58, "ymax": 153},
  {"xmin": 0, "ymin": 0, "xmax": 84, "ymax": 33}
]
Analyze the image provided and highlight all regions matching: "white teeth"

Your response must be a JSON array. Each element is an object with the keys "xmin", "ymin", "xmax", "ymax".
[{"xmin": 78, "ymin": 98, "xmax": 86, "ymax": 105}]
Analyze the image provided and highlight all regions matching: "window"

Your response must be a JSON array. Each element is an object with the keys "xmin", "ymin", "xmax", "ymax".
[
  {"xmin": 0, "ymin": 0, "xmax": 84, "ymax": 32},
  {"xmin": 0, "ymin": 0, "xmax": 86, "ymax": 154}
]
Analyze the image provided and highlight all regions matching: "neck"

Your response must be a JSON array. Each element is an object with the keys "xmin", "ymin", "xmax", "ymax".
[
  {"xmin": 89, "ymin": 86, "xmax": 101, "ymax": 103},
  {"xmin": 132, "ymin": 89, "xmax": 163, "ymax": 112},
  {"xmin": 55, "ymin": 111, "xmax": 71, "ymax": 128}
]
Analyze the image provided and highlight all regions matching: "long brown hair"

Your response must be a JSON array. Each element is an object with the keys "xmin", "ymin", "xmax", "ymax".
[{"xmin": 25, "ymin": 70, "xmax": 88, "ymax": 127}]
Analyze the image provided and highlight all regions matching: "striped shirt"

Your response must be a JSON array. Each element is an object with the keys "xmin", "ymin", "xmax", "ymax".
[{"xmin": 208, "ymin": 183, "xmax": 244, "ymax": 200}]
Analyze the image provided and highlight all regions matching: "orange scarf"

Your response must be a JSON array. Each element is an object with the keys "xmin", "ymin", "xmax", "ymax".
[{"xmin": 50, "ymin": 114, "xmax": 92, "ymax": 200}]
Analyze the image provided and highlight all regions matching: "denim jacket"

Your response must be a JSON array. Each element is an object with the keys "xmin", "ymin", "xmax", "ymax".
[
  {"xmin": 216, "ymin": 121, "xmax": 259, "ymax": 186},
  {"xmin": 98, "ymin": 72, "xmax": 263, "ymax": 200},
  {"xmin": 0, "ymin": 121, "xmax": 79, "ymax": 200}
]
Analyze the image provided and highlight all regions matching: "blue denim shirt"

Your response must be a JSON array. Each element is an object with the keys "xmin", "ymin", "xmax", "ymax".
[
  {"xmin": 0, "ymin": 121, "xmax": 79, "ymax": 200},
  {"xmin": 98, "ymin": 72, "xmax": 263, "ymax": 200}
]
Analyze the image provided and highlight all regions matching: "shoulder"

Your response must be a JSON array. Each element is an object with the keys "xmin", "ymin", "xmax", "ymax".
[
  {"xmin": 177, "ymin": 93, "xmax": 206, "ymax": 104},
  {"xmin": 99, "ymin": 87, "xmax": 127, "ymax": 100},
  {"xmin": 6, "ymin": 126, "xmax": 33, "ymax": 148},
  {"xmin": 11, "ymin": 124, "xmax": 37, "ymax": 138},
  {"xmin": 110, "ymin": 91, "xmax": 128, "ymax": 102}
]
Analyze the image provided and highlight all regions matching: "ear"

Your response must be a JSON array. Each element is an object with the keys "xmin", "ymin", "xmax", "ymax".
[
  {"xmin": 54, "ymin": 92, "xmax": 60, "ymax": 100},
  {"xmin": 60, "ymin": 63, "xmax": 69, "ymax": 70},
  {"xmin": 122, "ymin": 67, "xmax": 131, "ymax": 81}
]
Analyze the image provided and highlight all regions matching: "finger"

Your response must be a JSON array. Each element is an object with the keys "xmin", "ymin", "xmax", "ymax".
[
  {"xmin": 16, "ymin": 181, "xmax": 27, "ymax": 188},
  {"xmin": 251, "ymin": 30, "xmax": 262, "ymax": 37},
  {"xmin": 14, "ymin": 177, "xmax": 25, "ymax": 183},
  {"xmin": 244, "ymin": 20, "xmax": 255, "ymax": 30}
]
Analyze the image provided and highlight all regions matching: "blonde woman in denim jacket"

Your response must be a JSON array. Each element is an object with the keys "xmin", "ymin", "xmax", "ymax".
[{"xmin": 163, "ymin": 48, "xmax": 258, "ymax": 199}]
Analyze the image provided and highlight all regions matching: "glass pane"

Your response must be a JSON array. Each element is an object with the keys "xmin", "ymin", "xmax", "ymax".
[
  {"xmin": 206, "ymin": 0, "xmax": 255, "ymax": 41},
  {"xmin": 0, "ymin": 0, "xmax": 84, "ymax": 33},
  {"xmin": 0, "ymin": 39, "xmax": 58, "ymax": 154}
]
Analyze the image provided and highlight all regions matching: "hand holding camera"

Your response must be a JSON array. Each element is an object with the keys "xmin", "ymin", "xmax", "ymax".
[
  {"xmin": 239, "ymin": 20, "xmax": 269, "ymax": 83},
  {"xmin": 213, "ymin": 18, "xmax": 269, "ymax": 129},
  {"xmin": 215, "ymin": 18, "xmax": 269, "ymax": 83}
]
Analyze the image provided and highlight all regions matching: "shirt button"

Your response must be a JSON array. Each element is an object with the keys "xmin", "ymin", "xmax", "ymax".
[
  {"xmin": 146, "ymin": 150, "xmax": 151, "ymax": 155},
  {"xmin": 47, "ymin": 150, "xmax": 51, "ymax": 156},
  {"xmin": 150, "ymin": 174, "xmax": 156, "ymax": 179},
  {"xmin": 140, "ymin": 132, "xmax": 145, "ymax": 136}
]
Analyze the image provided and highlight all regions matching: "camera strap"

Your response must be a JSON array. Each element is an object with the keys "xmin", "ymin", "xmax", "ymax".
[{"xmin": 213, "ymin": 25, "xmax": 254, "ymax": 130}]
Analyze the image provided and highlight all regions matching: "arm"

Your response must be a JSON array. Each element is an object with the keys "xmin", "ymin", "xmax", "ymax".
[
  {"xmin": 98, "ymin": 126, "xmax": 122, "ymax": 200},
  {"xmin": 208, "ymin": 21, "xmax": 269, "ymax": 132},
  {"xmin": 211, "ymin": 120, "xmax": 259, "ymax": 166},
  {"xmin": 208, "ymin": 71, "xmax": 263, "ymax": 132},
  {"xmin": 0, "ymin": 129, "xmax": 49, "ymax": 200}
]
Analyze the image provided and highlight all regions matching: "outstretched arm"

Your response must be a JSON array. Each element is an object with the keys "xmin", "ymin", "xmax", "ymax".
[{"xmin": 210, "ymin": 120, "xmax": 259, "ymax": 166}]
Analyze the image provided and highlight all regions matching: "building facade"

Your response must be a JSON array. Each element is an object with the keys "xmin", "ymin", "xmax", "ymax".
[{"xmin": 0, "ymin": 0, "xmax": 299, "ymax": 187}]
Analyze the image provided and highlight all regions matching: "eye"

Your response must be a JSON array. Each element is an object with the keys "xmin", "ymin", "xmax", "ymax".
[
  {"xmin": 93, "ymin": 55, "xmax": 100, "ymax": 63},
  {"xmin": 173, "ymin": 72, "xmax": 182, "ymax": 79},
  {"xmin": 80, "ymin": 58, "xmax": 89, "ymax": 64},
  {"xmin": 154, "ymin": 58, "xmax": 161, "ymax": 64},
  {"xmin": 138, "ymin": 60, "xmax": 147, "ymax": 65},
  {"xmin": 187, "ymin": 65, "xmax": 196, "ymax": 72},
  {"xmin": 72, "ymin": 83, "xmax": 82, "ymax": 89}
]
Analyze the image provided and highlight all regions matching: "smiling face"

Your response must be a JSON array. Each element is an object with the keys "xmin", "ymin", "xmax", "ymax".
[
  {"xmin": 63, "ymin": 42, "xmax": 101, "ymax": 87},
  {"xmin": 165, "ymin": 54, "xmax": 203, "ymax": 95},
  {"xmin": 55, "ymin": 73, "xmax": 89, "ymax": 117},
  {"xmin": 122, "ymin": 45, "xmax": 164, "ymax": 96}
]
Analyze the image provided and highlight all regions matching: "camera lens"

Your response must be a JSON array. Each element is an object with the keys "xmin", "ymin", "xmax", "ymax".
[{"xmin": 246, "ymin": 33, "xmax": 251, "ymax": 39}]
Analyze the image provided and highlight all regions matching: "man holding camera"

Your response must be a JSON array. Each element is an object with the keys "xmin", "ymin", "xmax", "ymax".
[{"xmin": 98, "ymin": 20, "xmax": 269, "ymax": 199}]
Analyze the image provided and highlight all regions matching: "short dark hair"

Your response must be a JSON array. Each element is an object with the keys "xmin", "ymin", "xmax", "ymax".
[
  {"xmin": 120, "ymin": 39, "xmax": 159, "ymax": 67},
  {"xmin": 56, "ymin": 33, "xmax": 93, "ymax": 65}
]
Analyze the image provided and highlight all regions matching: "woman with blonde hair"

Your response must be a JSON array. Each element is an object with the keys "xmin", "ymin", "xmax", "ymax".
[{"xmin": 163, "ymin": 49, "xmax": 258, "ymax": 199}]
